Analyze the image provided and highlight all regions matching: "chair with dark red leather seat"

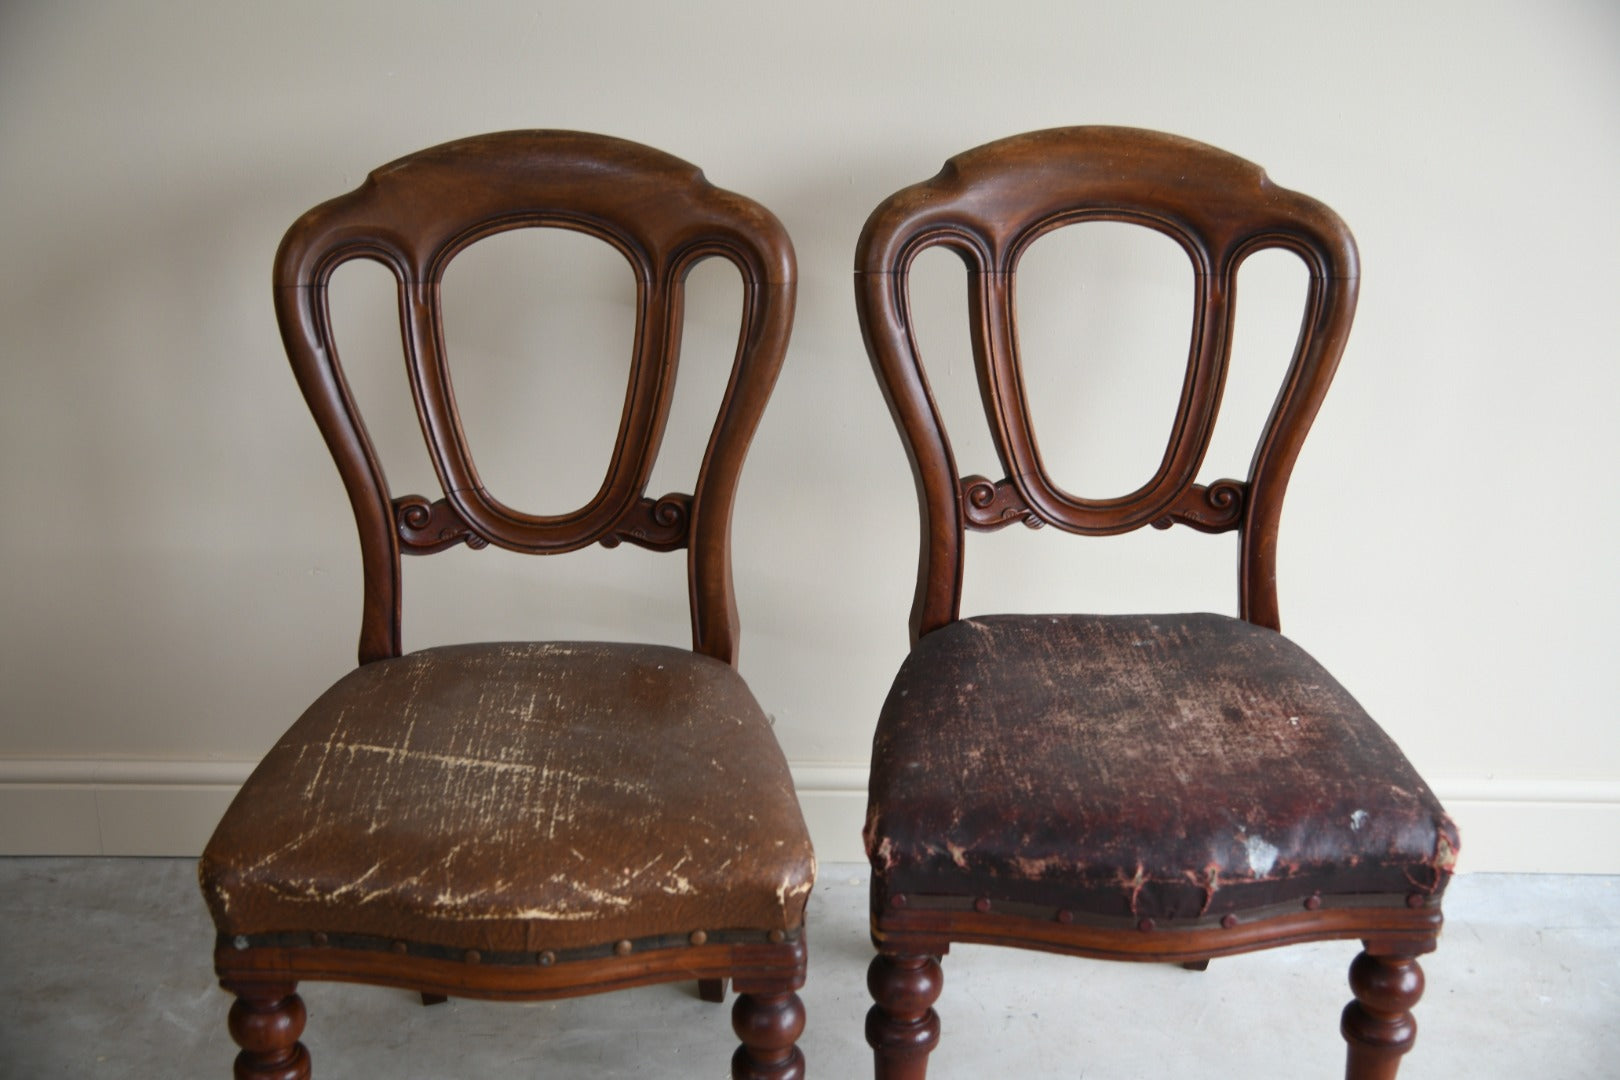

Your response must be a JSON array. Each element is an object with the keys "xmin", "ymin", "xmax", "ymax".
[{"xmin": 855, "ymin": 126, "xmax": 1456, "ymax": 1079}]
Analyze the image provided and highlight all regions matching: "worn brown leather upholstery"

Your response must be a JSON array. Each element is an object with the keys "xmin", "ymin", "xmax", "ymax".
[
  {"xmin": 203, "ymin": 642, "xmax": 813, "ymax": 955},
  {"xmin": 866, "ymin": 614, "xmax": 1455, "ymax": 925}
]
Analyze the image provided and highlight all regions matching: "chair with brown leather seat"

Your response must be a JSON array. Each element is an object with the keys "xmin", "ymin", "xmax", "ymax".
[
  {"xmin": 198, "ymin": 131, "xmax": 813, "ymax": 1079},
  {"xmin": 855, "ymin": 127, "xmax": 1457, "ymax": 1079}
]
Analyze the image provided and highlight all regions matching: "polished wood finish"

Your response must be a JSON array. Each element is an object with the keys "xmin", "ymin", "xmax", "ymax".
[
  {"xmin": 869, "ymin": 895, "xmax": 1441, "ymax": 966},
  {"xmin": 856, "ymin": 127, "xmax": 1452, "ymax": 1078},
  {"xmin": 224, "ymin": 982, "xmax": 310, "ymax": 1080},
  {"xmin": 732, "ymin": 989, "xmax": 808, "ymax": 1080},
  {"xmin": 273, "ymin": 129, "xmax": 794, "ymax": 668},
  {"xmin": 856, "ymin": 126, "xmax": 1356, "ymax": 639},
  {"xmin": 864, "ymin": 953, "xmax": 942, "ymax": 1080},
  {"xmin": 212, "ymin": 931, "xmax": 806, "ymax": 1002},
  {"xmin": 1343, "ymin": 949, "xmax": 1425, "ymax": 1080},
  {"xmin": 202, "ymin": 131, "xmax": 808, "ymax": 1076}
]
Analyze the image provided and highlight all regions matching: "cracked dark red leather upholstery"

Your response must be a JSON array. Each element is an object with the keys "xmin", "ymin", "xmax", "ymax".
[{"xmin": 865, "ymin": 613, "xmax": 1457, "ymax": 925}]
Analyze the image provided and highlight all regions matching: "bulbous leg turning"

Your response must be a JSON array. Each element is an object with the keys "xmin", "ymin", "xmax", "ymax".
[
  {"xmin": 731, "ymin": 989, "xmax": 806, "ymax": 1080},
  {"xmin": 1342, "ymin": 949, "xmax": 1425, "ymax": 1080},
  {"xmin": 866, "ymin": 953, "xmax": 943, "ymax": 1080},
  {"xmin": 225, "ymin": 981, "xmax": 310, "ymax": 1080}
]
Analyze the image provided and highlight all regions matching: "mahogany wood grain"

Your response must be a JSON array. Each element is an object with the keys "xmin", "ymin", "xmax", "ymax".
[
  {"xmin": 224, "ymin": 982, "xmax": 310, "ymax": 1080},
  {"xmin": 856, "ymin": 126, "xmax": 1357, "ymax": 639},
  {"xmin": 732, "ymin": 990, "xmax": 808, "ymax": 1080},
  {"xmin": 214, "ymin": 933, "xmax": 806, "ymax": 1003},
  {"xmin": 871, "ymin": 901, "xmax": 1441, "ymax": 967},
  {"xmin": 864, "ymin": 953, "xmax": 943, "ymax": 1080},
  {"xmin": 1343, "ymin": 949, "xmax": 1426, "ymax": 1080},
  {"xmin": 274, "ymin": 130, "xmax": 794, "ymax": 667}
]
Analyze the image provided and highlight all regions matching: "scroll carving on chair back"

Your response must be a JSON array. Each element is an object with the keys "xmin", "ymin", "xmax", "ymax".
[
  {"xmin": 274, "ymin": 131, "xmax": 795, "ymax": 666},
  {"xmin": 854, "ymin": 126, "xmax": 1358, "ymax": 638}
]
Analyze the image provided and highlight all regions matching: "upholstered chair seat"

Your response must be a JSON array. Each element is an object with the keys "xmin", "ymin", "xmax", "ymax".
[
  {"xmin": 203, "ymin": 642, "xmax": 813, "ymax": 958},
  {"xmin": 866, "ymin": 614, "xmax": 1454, "ymax": 930}
]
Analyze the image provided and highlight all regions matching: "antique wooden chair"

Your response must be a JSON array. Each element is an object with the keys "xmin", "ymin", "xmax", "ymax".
[
  {"xmin": 198, "ymin": 131, "xmax": 813, "ymax": 1079},
  {"xmin": 855, "ymin": 127, "xmax": 1457, "ymax": 1078}
]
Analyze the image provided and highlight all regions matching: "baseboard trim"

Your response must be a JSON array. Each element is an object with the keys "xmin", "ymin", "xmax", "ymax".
[{"xmin": 2, "ymin": 758, "xmax": 1616, "ymax": 872}]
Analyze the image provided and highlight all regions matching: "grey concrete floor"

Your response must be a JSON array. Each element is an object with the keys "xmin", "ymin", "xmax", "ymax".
[{"xmin": 0, "ymin": 860, "xmax": 1615, "ymax": 1078}]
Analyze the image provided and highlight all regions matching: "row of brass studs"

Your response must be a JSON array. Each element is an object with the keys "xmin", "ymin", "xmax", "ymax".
[
  {"xmin": 226, "ymin": 925, "xmax": 796, "ymax": 966},
  {"xmin": 887, "ymin": 889, "xmax": 1433, "ymax": 931}
]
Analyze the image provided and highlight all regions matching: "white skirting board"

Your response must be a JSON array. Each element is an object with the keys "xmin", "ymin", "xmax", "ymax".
[{"xmin": 1, "ymin": 758, "xmax": 1616, "ymax": 874}]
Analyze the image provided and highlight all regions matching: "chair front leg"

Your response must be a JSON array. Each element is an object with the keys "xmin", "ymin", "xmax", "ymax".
[
  {"xmin": 866, "ymin": 952, "xmax": 943, "ymax": 1080},
  {"xmin": 1341, "ymin": 947, "xmax": 1425, "ymax": 1080},
  {"xmin": 224, "ymin": 980, "xmax": 311, "ymax": 1080},
  {"xmin": 731, "ymin": 988, "xmax": 806, "ymax": 1080}
]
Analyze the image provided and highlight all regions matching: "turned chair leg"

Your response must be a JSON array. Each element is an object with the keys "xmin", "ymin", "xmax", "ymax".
[
  {"xmin": 1341, "ymin": 947, "xmax": 1425, "ymax": 1080},
  {"xmin": 866, "ymin": 953, "xmax": 943, "ymax": 1080},
  {"xmin": 225, "ymin": 980, "xmax": 311, "ymax": 1080},
  {"xmin": 700, "ymin": 978, "xmax": 729, "ymax": 1003},
  {"xmin": 731, "ymin": 989, "xmax": 806, "ymax": 1080}
]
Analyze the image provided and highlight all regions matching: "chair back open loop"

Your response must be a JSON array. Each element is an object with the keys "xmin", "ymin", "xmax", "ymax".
[
  {"xmin": 275, "ymin": 131, "xmax": 795, "ymax": 664},
  {"xmin": 855, "ymin": 127, "xmax": 1357, "ymax": 639}
]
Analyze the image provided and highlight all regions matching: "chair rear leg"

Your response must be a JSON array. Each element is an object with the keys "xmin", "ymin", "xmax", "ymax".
[
  {"xmin": 731, "ymin": 988, "xmax": 806, "ymax": 1079},
  {"xmin": 700, "ymin": 978, "xmax": 728, "ymax": 1002},
  {"xmin": 224, "ymin": 980, "xmax": 311, "ymax": 1080},
  {"xmin": 1341, "ymin": 947, "xmax": 1425, "ymax": 1080},
  {"xmin": 866, "ymin": 953, "xmax": 943, "ymax": 1080}
]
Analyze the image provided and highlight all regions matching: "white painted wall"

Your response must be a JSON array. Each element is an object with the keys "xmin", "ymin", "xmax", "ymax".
[{"xmin": 2, "ymin": 1, "xmax": 1616, "ymax": 871}]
